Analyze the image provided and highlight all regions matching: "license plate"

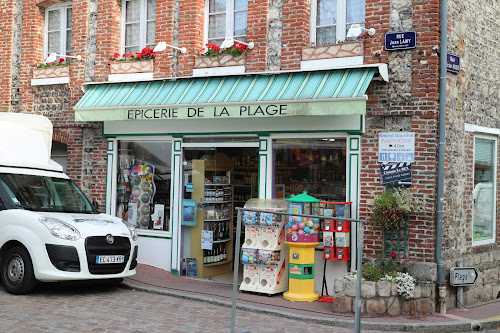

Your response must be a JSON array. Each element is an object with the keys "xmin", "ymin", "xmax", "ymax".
[{"xmin": 96, "ymin": 255, "xmax": 125, "ymax": 264}]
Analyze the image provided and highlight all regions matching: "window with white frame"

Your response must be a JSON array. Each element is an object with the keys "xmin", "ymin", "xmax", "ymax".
[
  {"xmin": 310, "ymin": 0, "xmax": 365, "ymax": 45},
  {"xmin": 206, "ymin": 0, "xmax": 248, "ymax": 46},
  {"xmin": 122, "ymin": 0, "xmax": 156, "ymax": 55},
  {"xmin": 472, "ymin": 136, "xmax": 497, "ymax": 244},
  {"xmin": 44, "ymin": 2, "xmax": 72, "ymax": 58}
]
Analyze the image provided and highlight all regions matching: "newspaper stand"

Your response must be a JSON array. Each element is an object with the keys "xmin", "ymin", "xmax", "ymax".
[{"xmin": 283, "ymin": 192, "xmax": 321, "ymax": 302}]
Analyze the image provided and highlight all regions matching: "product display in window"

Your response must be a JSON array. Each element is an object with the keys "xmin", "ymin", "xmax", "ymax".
[
  {"xmin": 274, "ymin": 139, "xmax": 347, "ymax": 201},
  {"xmin": 115, "ymin": 140, "xmax": 172, "ymax": 232}
]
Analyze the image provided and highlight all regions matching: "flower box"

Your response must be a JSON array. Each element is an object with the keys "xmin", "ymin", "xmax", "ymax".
[
  {"xmin": 110, "ymin": 59, "xmax": 154, "ymax": 74},
  {"xmin": 32, "ymin": 66, "xmax": 69, "ymax": 80},
  {"xmin": 195, "ymin": 54, "xmax": 245, "ymax": 69},
  {"xmin": 301, "ymin": 42, "xmax": 363, "ymax": 61}
]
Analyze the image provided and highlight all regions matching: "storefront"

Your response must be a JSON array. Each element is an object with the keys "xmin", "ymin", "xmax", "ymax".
[{"xmin": 75, "ymin": 65, "xmax": 387, "ymax": 287}]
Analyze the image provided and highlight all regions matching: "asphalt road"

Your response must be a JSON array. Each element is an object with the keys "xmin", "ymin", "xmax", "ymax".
[{"xmin": 0, "ymin": 281, "xmax": 366, "ymax": 333}]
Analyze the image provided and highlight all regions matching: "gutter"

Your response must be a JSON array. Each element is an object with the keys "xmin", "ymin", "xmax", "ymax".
[{"xmin": 436, "ymin": 0, "xmax": 447, "ymax": 312}]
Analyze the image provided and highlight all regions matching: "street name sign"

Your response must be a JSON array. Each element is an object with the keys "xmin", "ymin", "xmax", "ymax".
[
  {"xmin": 447, "ymin": 53, "xmax": 460, "ymax": 74},
  {"xmin": 385, "ymin": 31, "xmax": 417, "ymax": 51},
  {"xmin": 450, "ymin": 267, "xmax": 478, "ymax": 286}
]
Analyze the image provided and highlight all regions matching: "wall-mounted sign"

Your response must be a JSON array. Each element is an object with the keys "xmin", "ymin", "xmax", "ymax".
[
  {"xmin": 447, "ymin": 53, "xmax": 460, "ymax": 74},
  {"xmin": 385, "ymin": 31, "xmax": 417, "ymax": 51},
  {"xmin": 380, "ymin": 162, "xmax": 412, "ymax": 185},
  {"xmin": 186, "ymin": 183, "xmax": 194, "ymax": 192},
  {"xmin": 378, "ymin": 132, "xmax": 415, "ymax": 162},
  {"xmin": 450, "ymin": 267, "xmax": 477, "ymax": 286}
]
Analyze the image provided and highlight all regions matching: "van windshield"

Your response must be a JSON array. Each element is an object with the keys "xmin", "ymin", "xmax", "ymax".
[{"xmin": 0, "ymin": 174, "xmax": 94, "ymax": 213}]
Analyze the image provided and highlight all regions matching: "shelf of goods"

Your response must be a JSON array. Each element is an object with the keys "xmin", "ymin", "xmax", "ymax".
[
  {"xmin": 239, "ymin": 199, "xmax": 289, "ymax": 295},
  {"xmin": 190, "ymin": 156, "xmax": 234, "ymax": 278}
]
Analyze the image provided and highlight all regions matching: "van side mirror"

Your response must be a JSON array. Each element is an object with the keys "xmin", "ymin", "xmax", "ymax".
[{"xmin": 91, "ymin": 200, "xmax": 100, "ymax": 213}]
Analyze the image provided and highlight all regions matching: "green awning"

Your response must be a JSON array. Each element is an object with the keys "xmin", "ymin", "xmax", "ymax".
[{"xmin": 75, "ymin": 67, "xmax": 379, "ymax": 121}]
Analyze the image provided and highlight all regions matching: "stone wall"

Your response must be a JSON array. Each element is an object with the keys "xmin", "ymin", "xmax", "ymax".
[
  {"xmin": 333, "ymin": 278, "xmax": 435, "ymax": 316},
  {"xmin": 441, "ymin": 0, "xmax": 500, "ymax": 309}
]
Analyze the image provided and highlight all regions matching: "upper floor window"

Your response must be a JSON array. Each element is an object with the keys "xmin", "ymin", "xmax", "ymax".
[
  {"xmin": 122, "ymin": 0, "xmax": 156, "ymax": 55},
  {"xmin": 472, "ymin": 136, "xmax": 497, "ymax": 245},
  {"xmin": 44, "ymin": 3, "xmax": 72, "ymax": 58},
  {"xmin": 206, "ymin": 0, "xmax": 248, "ymax": 46},
  {"xmin": 311, "ymin": 0, "xmax": 365, "ymax": 45}
]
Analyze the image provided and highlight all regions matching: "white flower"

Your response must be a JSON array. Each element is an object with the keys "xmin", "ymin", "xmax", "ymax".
[{"xmin": 381, "ymin": 272, "xmax": 416, "ymax": 299}]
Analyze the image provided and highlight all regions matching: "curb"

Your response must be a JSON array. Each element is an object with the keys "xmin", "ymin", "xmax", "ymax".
[{"xmin": 122, "ymin": 281, "xmax": 478, "ymax": 332}]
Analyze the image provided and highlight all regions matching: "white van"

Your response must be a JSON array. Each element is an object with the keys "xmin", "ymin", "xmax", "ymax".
[{"xmin": 0, "ymin": 113, "xmax": 138, "ymax": 294}]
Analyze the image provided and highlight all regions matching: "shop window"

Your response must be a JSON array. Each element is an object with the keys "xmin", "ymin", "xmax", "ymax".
[
  {"xmin": 44, "ymin": 2, "xmax": 72, "ymax": 58},
  {"xmin": 116, "ymin": 140, "xmax": 172, "ymax": 232},
  {"xmin": 206, "ymin": 0, "xmax": 248, "ymax": 46},
  {"xmin": 472, "ymin": 136, "xmax": 497, "ymax": 244},
  {"xmin": 122, "ymin": 0, "xmax": 156, "ymax": 55},
  {"xmin": 310, "ymin": 0, "xmax": 365, "ymax": 45},
  {"xmin": 273, "ymin": 138, "xmax": 346, "ymax": 201}
]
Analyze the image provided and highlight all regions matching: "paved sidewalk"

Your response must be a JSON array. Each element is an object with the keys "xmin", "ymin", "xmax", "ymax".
[{"xmin": 123, "ymin": 264, "xmax": 500, "ymax": 332}]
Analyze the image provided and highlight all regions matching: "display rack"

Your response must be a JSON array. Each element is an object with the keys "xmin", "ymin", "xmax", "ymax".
[
  {"xmin": 321, "ymin": 201, "xmax": 352, "ymax": 261},
  {"xmin": 239, "ymin": 199, "xmax": 289, "ymax": 295},
  {"xmin": 190, "ymin": 154, "xmax": 234, "ymax": 278}
]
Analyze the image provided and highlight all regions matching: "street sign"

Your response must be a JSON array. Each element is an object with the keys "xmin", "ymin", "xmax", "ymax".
[
  {"xmin": 447, "ymin": 53, "xmax": 460, "ymax": 74},
  {"xmin": 380, "ymin": 162, "xmax": 412, "ymax": 185},
  {"xmin": 385, "ymin": 31, "xmax": 417, "ymax": 51},
  {"xmin": 450, "ymin": 267, "xmax": 478, "ymax": 286},
  {"xmin": 378, "ymin": 132, "xmax": 415, "ymax": 162}
]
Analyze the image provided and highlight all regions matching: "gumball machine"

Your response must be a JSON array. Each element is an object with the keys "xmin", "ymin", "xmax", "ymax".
[{"xmin": 283, "ymin": 192, "xmax": 321, "ymax": 302}]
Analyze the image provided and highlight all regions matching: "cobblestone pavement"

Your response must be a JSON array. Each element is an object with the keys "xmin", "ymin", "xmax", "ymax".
[{"xmin": 0, "ymin": 282, "xmax": 383, "ymax": 333}]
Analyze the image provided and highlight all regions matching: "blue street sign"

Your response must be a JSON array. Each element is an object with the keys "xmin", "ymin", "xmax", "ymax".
[
  {"xmin": 447, "ymin": 53, "xmax": 460, "ymax": 74},
  {"xmin": 385, "ymin": 31, "xmax": 417, "ymax": 51}
]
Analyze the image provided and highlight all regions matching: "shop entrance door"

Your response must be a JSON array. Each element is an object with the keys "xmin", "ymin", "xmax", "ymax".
[{"xmin": 181, "ymin": 141, "xmax": 259, "ymax": 282}]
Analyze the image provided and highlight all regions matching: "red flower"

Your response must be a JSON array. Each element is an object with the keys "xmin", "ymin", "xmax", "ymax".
[
  {"xmin": 405, "ymin": 258, "xmax": 409, "ymax": 262},
  {"xmin": 391, "ymin": 252, "xmax": 397, "ymax": 259},
  {"xmin": 59, "ymin": 58, "xmax": 65, "ymax": 63},
  {"xmin": 113, "ymin": 52, "xmax": 120, "ymax": 59}
]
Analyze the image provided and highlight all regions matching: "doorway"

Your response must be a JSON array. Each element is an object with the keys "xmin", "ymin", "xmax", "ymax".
[{"xmin": 181, "ymin": 141, "xmax": 259, "ymax": 282}]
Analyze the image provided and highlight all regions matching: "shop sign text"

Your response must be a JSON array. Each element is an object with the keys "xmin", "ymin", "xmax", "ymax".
[
  {"xmin": 379, "ymin": 132, "xmax": 415, "ymax": 162},
  {"xmin": 127, "ymin": 104, "xmax": 288, "ymax": 120}
]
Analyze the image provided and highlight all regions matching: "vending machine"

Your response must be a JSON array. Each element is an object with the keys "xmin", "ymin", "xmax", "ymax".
[{"xmin": 239, "ymin": 199, "xmax": 289, "ymax": 295}]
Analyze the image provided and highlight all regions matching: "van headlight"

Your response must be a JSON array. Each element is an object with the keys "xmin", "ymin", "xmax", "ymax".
[
  {"xmin": 123, "ymin": 220, "xmax": 138, "ymax": 241},
  {"xmin": 39, "ymin": 217, "xmax": 81, "ymax": 241}
]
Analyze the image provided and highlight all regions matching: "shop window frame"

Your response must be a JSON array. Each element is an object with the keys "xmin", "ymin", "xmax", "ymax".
[
  {"xmin": 472, "ymin": 134, "xmax": 497, "ymax": 246},
  {"xmin": 112, "ymin": 137, "xmax": 174, "ymax": 238},
  {"xmin": 310, "ymin": 0, "xmax": 366, "ymax": 46},
  {"xmin": 43, "ymin": 2, "xmax": 72, "ymax": 59},
  {"xmin": 121, "ymin": 0, "xmax": 157, "ymax": 55},
  {"xmin": 204, "ymin": 0, "xmax": 248, "ymax": 46}
]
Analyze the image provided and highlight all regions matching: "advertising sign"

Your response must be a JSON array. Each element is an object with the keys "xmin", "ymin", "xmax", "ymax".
[
  {"xmin": 385, "ymin": 31, "xmax": 417, "ymax": 50},
  {"xmin": 380, "ymin": 162, "xmax": 412, "ymax": 185},
  {"xmin": 379, "ymin": 132, "xmax": 415, "ymax": 162}
]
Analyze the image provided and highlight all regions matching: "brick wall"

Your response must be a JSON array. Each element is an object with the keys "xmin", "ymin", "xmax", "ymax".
[
  {"xmin": 280, "ymin": 0, "xmax": 309, "ymax": 70},
  {"xmin": 177, "ymin": 0, "xmax": 204, "ymax": 77},
  {"xmin": 94, "ymin": 0, "xmax": 121, "ymax": 82},
  {"xmin": 0, "ymin": 0, "xmax": 15, "ymax": 110}
]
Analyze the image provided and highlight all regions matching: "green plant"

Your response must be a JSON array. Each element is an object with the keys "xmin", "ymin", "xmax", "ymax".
[
  {"xmin": 343, "ymin": 252, "xmax": 418, "ymax": 299},
  {"xmin": 113, "ymin": 46, "xmax": 156, "ymax": 62},
  {"xmin": 369, "ymin": 187, "xmax": 425, "ymax": 229},
  {"xmin": 36, "ymin": 57, "xmax": 70, "ymax": 68},
  {"xmin": 201, "ymin": 41, "xmax": 248, "ymax": 57}
]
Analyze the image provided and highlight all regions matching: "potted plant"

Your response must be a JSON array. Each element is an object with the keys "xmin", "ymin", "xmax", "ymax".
[
  {"xmin": 369, "ymin": 187, "xmax": 424, "ymax": 230},
  {"xmin": 195, "ymin": 41, "xmax": 248, "ymax": 68},
  {"xmin": 110, "ymin": 47, "xmax": 156, "ymax": 74},
  {"xmin": 33, "ymin": 57, "xmax": 70, "ymax": 79}
]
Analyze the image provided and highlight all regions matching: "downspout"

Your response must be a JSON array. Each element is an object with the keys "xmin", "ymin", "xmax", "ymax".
[{"xmin": 436, "ymin": 0, "xmax": 447, "ymax": 313}]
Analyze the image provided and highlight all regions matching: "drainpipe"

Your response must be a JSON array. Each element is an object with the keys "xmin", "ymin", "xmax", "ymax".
[{"xmin": 436, "ymin": 0, "xmax": 447, "ymax": 313}]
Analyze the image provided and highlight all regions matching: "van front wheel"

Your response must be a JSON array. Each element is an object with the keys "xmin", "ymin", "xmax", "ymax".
[{"xmin": 1, "ymin": 247, "xmax": 37, "ymax": 295}]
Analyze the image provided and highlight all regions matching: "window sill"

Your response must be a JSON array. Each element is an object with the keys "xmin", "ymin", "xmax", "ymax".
[
  {"xmin": 108, "ymin": 72, "xmax": 154, "ymax": 82},
  {"xmin": 31, "ymin": 76, "xmax": 70, "ymax": 86}
]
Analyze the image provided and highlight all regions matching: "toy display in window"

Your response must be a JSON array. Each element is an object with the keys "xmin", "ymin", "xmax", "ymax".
[{"xmin": 128, "ymin": 165, "xmax": 156, "ymax": 228}]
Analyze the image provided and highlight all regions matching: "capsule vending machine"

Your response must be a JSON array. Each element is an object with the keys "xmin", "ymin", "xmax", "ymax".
[{"xmin": 240, "ymin": 199, "xmax": 289, "ymax": 295}]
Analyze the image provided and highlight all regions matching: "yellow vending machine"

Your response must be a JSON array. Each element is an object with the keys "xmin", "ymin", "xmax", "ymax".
[{"xmin": 283, "ymin": 192, "xmax": 321, "ymax": 302}]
